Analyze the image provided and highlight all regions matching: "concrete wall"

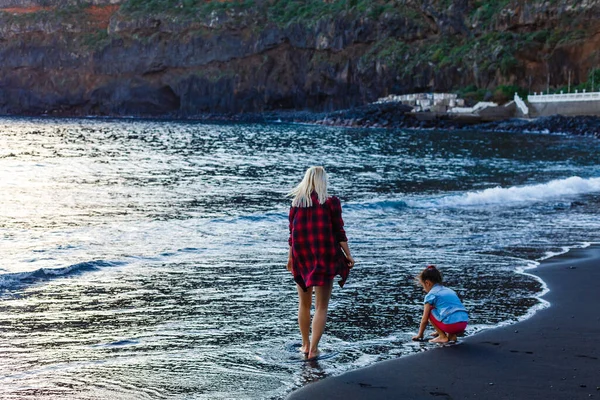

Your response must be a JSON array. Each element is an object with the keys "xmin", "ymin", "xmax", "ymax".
[
  {"xmin": 481, "ymin": 102, "xmax": 516, "ymax": 121},
  {"xmin": 529, "ymin": 101, "xmax": 600, "ymax": 117}
]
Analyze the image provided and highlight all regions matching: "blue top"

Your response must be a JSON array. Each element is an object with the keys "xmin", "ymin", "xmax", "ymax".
[{"xmin": 424, "ymin": 284, "xmax": 468, "ymax": 324}]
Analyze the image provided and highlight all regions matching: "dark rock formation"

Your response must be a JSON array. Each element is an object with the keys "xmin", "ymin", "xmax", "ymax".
[
  {"xmin": 0, "ymin": 0, "xmax": 600, "ymax": 118},
  {"xmin": 476, "ymin": 115, "xmax": 600, "ymax": 137},
  {"xmin": 272, "ymin": 105, "xmax": 600, "ymax": 138}
]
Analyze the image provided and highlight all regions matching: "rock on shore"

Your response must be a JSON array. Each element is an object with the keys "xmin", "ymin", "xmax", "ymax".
[
  {"xmin": 259, "ymin": 103, "xmax": 600, "ymax": 138},
  {"xmin": 476, "ymin": 115, "xmax": 600, "ymax": 137}
]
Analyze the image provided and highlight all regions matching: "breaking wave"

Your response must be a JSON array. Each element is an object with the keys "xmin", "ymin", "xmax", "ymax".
[
  {"xmin": 0, "ymin": 260, "xmax": 125, "ymax": 290},
  {"xmin": 345, "ymin": 199, "xmax": 409, "ymax": 211},
  {"xmin": 415, "ymin": 176, "xmax": 600, "ymax": 208}
]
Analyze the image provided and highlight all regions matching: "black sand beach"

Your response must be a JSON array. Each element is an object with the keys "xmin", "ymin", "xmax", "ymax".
[{"xmin": 288, "ymin": 245, "xmax": 600, "ymax": 400}]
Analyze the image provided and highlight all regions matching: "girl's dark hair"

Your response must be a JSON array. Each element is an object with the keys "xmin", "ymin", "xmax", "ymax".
[{"xmin": 419, "ymin": 265, "xmax": 443, "ymax": 284}]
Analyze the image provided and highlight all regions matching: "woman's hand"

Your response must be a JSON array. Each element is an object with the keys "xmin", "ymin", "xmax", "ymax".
[
  {"xmin": 286, "ymin": 255, "xmax": 293, "ymax": 271},
  {"xmin": 339, "ymin": 242, "xmax": 354, "ymax": 269},
  {"xmin": 346, "ymin": 255, "xmax": 355, "ymax": 269}
]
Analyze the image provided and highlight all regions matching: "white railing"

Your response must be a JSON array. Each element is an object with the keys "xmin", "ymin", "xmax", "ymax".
[
  {"xmin": 448, "ymin": 102, "xmax": 497, "ymax": 114},
  {"xmin": 448, "ymin": 107, "xmax": 474, "ymax": 114},
  {"xmin": 472, "ymin": 101, "xmax": 497, "ymax": 111},
  {"xmin": 528, "ymin": 91, "xmax": 600, "ymax": 103},
  {"xmin": 375, "ymin": 92, "xmax": 458, "ymax": 104},
  {"xmin": 514, "ymin": 93, "xmax": 529, "ymax": 115}
]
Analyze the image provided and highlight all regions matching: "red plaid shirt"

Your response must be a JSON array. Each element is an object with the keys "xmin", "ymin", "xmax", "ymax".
[{"xmin": 288, "ymin": 193, "xmax": 349, "ymax": 291}]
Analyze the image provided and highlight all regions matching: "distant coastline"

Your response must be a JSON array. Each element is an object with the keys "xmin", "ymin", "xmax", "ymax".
[
  {"xmin": 2, "ymin": 106, "xmax": 599, "ymax": 138},
  {"xmin": 184, "ymin": 104, "xmax": 600, "ymax": 138}
]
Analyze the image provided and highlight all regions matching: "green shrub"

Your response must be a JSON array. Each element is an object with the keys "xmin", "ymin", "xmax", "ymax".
[
  {"xmin": 499, "ymin": 55, "xmax": 518, "ymax": 75},
  {"xmin": 462, "ymin": 87, "xmax": 488, "ymax": 104},
  {"xmin": 81, "ymin": 29, "xmax": 111, "ymax": 50},
  {"xmin": 121, "ymin": 0, "xmax": 255, "ymax": 17},
  {"xmin": 470, "ymin": 0, "xmax": 510, "ymax": 24},
  {"xmin": 360, "ymin": 37, "xmax": 411, "ymax": 71},
  {"xmin": 493, "ymin": 85, "xmax": 527, "ymax": 103}
]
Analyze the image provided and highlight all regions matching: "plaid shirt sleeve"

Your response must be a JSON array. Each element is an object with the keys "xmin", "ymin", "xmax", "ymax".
[
  {"xmin": 329, "ymin": 196, "xmax": 348, "ymax": 243},
  {"xmin": 288, "ymin": 206, "xmax": 297, "ymax": 246}
]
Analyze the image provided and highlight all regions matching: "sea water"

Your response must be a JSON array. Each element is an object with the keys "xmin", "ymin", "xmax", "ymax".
[{"xmin": 1, "ymin": 117, "xmax": 599, "ymax": 399}]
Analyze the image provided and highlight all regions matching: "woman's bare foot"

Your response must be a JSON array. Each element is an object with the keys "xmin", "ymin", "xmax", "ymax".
[
  {"xmin": 299, "ymin": 344, "xmax": 309, "ymax": 354},
  {"xmin": 448, "ymin": 334, "xmax": 458, "ymax": 342},
  {"xmin": 307, "ymin": 349, "xmax": 321, "ymax": 360},
  {"xmin": 429, "ymin": 336, "xmax": 449, "ymax": 344},
  {"xmin": 429, "ymin": 332, "xmax": 439, "ymax": 338}
]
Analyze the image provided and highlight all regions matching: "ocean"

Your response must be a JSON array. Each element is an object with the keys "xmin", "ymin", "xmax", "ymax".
[{"xmin": 1, "ymin": 117, "xmax": 599, "ymax": 399}]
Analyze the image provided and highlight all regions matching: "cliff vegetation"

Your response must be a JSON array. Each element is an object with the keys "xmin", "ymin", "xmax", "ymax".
[{"xmin": 0, "ymin": 0, "xmax": 599, "ymax": 116}]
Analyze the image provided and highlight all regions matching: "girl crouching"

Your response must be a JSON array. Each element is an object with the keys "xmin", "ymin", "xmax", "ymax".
[{"xmin": 412, "ymin": 265, "xmax": 468, "ymax": 343}]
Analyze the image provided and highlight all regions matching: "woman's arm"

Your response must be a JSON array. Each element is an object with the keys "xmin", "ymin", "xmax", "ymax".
[
  {"xmin": 413, "ymin": 303, "xmax": 433, "ymax": 340},
  {"xmin": 287, "ymin": 207, "xmax": 296, "ymax": 271},
  {"xmin": 339, "ymin": 241, "xmax": 355, "ymax": 268},
  {"xmin": 329, "ymin": 197, "xmax": 354, "ymax": 267},
  {"xmin": 286, "ymin": 246, "xmax": 293, "ymax": 271},
  {"xmin": 329, "ymin": 197, "xmax": 348, "ymax": 243}
]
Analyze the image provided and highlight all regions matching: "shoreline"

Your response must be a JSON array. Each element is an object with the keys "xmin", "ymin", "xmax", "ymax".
[
  {"xmin": 288, "ymin": 243, "xmax": 600, "ymax": 399},
  {"xmin": 1, "ymin": 108, "xmax": 599, "ymax": 138}
]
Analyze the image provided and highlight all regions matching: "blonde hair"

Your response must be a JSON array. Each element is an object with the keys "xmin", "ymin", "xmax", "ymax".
[{"xmin": 289, "ymin": 166, "xmax": 329, "ymax": 207}]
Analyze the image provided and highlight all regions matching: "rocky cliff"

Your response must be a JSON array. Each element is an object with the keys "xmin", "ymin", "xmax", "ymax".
[{"xmin": 1, "ymin": 0, "xmax": 599, "ymax": 117}]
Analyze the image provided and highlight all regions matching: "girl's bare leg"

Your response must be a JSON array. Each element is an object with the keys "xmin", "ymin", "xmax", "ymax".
[
  {"xmin": 428, "ymin": 320, "xmax": 449, "ymax": 343},
  {"xmin": 308, "ymin": 281, "xmax": 333, "ymax": 359},
  {"xmin": 297, "ymin": 285, "xmax": 312, "ymax": 353}
]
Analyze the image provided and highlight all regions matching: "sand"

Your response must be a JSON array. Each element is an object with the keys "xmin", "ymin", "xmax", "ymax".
[{"xmin": 288, "ymin": 245, "xmax": 600, "ymax": 399}]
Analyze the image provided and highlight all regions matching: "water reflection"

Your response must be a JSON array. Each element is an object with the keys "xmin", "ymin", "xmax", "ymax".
[
  {"xmin": 0, "ymin": 117, "xmax": 599, "ymax": 398},
  {"xmin": 298, "ymin": 360, "xmax": 328, "ymax": 386}
]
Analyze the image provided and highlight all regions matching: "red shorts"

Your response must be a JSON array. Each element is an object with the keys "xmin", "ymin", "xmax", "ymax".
[{"xmin": 430, "ymin": 314, "xmax": 467, "ymax": 335}]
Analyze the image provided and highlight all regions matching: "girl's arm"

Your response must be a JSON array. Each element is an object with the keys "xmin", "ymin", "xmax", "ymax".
[{"xmin": 412, "ymin": 303, "xmax": 433, "ymax": 340}]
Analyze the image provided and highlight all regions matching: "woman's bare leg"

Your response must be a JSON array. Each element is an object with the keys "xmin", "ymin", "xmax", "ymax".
[
  {"xmin": 297, "ymin": 285, "xmax": 312, "ymax": 353},
  {"xmin": 308, "ymin": 281, "xmax": 333, "ymax": 359}
]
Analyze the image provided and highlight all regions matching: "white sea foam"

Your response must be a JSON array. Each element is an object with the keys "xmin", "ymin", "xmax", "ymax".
[
  {"xmin": 418, "ymin": 176, "xmax": 600, "ymax": 207},
  {"xmin": 538, "ymin": 246, "xmax": 572, "ymax": 261}
]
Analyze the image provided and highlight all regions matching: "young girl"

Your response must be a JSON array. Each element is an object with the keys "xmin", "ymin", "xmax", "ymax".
[{"xmin": 412, "ymin": 265, "xmax": 468, "ymax": 343}]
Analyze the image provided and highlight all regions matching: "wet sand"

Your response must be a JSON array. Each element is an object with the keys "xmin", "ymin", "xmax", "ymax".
[{"xmin": 288, "ymin": 245, "xmax": 600, "ymax": 400}]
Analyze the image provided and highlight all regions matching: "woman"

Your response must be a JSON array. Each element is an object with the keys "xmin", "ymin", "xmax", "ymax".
[{"xmin": 286, "ymin": 166, "xmax": 355, "ymax": 360}]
